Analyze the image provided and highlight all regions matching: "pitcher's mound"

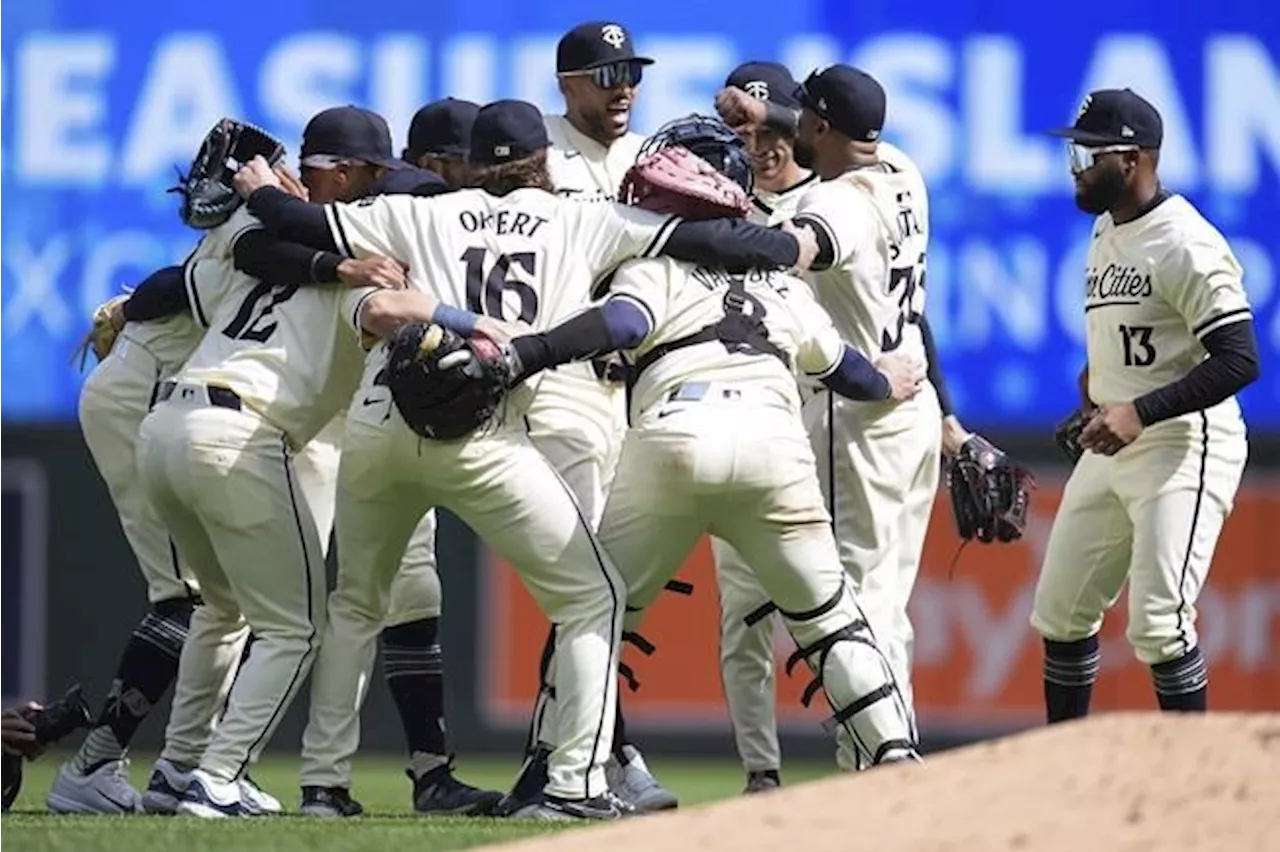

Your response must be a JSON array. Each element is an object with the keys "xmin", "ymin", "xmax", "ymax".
[{"xmin": 492, "ymin": 713, "xmax": 1280, "ymax": 852}]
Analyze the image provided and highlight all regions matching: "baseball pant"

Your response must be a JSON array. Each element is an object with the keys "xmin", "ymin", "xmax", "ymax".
[
  {"xmin": 299, "ymin": 392, "xmax": 622, "ymax": 799},
  {"xmin": 803, "ymin": 384, "xmax": 941, "ymax": 764},
  {"xmin": 597, "ymin": 386, "xmax": 917, "ymax": 766},
  {"xmin": 138, "ymin": 383, "xmax": 327, "ymax": 780},
  {"xmin": 79, "ymin": 341, "xmax": 197, "ymax": 603},
  {"xmin": 1031, "ymin": 417, "xmax": 1247, "ymax": 664}
]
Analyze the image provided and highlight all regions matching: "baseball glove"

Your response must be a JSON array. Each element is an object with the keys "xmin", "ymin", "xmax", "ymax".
[
  {"xmin": 71, "ymin": 294, "xmax": 130, "ymax": 371},
  {"xmin": 171, "ymin": 118, "xmax": 286, "ymax": 230},
  {"xmin": 383, "ymin": 323, "xmax": 513, "ymax": 441},
  {"xmin": 1053, "ymin": 408, "xmax": 1088, "ymax": 464},
  {"xmin": 620, "ymin": 146, "xmax": 753, "ymax": 220},
  {"xmin": 946, "ymin": 435, "xmax": 1036, "ymax": 544}
]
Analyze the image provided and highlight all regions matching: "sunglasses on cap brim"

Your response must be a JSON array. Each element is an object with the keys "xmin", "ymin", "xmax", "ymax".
[
  {"xmin": 300, "ymin": 154, "xmax": 367, "ymax": 170},
  {"xmin": 795, "ymin": 72, "xmax": 832, "ymax": 122},
  {"xmin": 1066, "ymin": 143, "xmax": 1139, "ymax": 174},
  {"xmin": 558, "ymin": 61, "xmax": 644, "ymax": 89}
]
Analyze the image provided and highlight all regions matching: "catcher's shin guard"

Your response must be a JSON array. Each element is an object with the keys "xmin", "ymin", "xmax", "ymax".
[{"xmin": 781, "ymin": 584, "xmax": 917, "ymax": 766}]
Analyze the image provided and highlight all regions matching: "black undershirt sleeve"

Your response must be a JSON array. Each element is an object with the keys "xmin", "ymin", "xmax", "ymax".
[
  {"xmin": 232, "ymin": 230, "xmax": 344, "ymax": 286},
  {"xmin": 917, "ymin": 314, "xmax": 955, "ymax": 416},
  {"xmin": 1132, "ymin": 319, "xmax": 1260, "ymax": 425},
  {"xmin": 663, "ymin": 219, "xmax": 799, "ymax": 271},
  {"xmin": 510, "ymin": 308, "xmax": 617, "ymax": 382},
  {"xmin": 245, "ymin": 187, "xmax": 337, "ymax": 251},
  {"xmin": 122, "ymin": 265, "xmax": 186, "ymax": 322},
  {"xmin": 762, "ymin": 102, "xmax": 800, "ymax": 137}
]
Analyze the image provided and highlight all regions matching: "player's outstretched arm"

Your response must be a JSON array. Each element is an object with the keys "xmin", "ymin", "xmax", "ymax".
[
  {"xmin": 662, "ymin": 218, "xmax": 814, "ymax": 272},
  {"xmin": 242, "ymin": 186, "xmax": 338, "ymax": 252},
  {"xmin": 121, "ymin": 265, "xmax": 188, "ymax": 322},
  {"xmin": 507, "ymin": 299, "xmax": 650, "ymax": 384},
  {"xmin": 814, "ymin": 346, "xmax": 923, "ymax": 402}
]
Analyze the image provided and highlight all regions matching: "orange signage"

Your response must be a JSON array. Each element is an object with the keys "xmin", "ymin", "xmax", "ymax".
[{"xmin": 480, "ymin": 476, "xmax": 1280, "ymax": 731}]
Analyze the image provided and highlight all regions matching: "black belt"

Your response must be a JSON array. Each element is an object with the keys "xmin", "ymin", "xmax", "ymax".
[{"xmin": 156, "ymin": 381, "xmax": 243, "ymax": 411}]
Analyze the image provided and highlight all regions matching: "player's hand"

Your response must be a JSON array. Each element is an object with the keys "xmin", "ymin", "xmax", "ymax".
[
  {"xmin": 233, "ymin": 155, "xmax": 282, "ymax": 199},
  {"xmin": 1079, "ymin": 402, "xmax": 1143, "ymax": 455},
  {"xmin": 941, "ymin": 414, "xmax": 976, "ymax": 457},
  {"xmin": 273, "ymin": 163, "xmax": 309, "ymax": 201},
  {"xmin": 337, "ymin": 256, "xmax": 407, "ymax": 290},
  {"xmin": 781, "ymin": 220, "xmax": 819, "ymax": 272},
  {"xmin": 875, "ymin": 352, "xmax": 926, "ymax": 401},
  {"xmin": 714, "ymin": 86, "xmax": 768, "ymax": 134},
  {"xmin": 2, "ymin": 704, "xmax": 40, "ymax": 757},
  {"xmin": 475, "ymin": 316, "xmax": 533, "ymax": 346}
]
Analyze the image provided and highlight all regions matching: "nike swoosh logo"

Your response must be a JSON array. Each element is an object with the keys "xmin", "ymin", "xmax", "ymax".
[
  {"xmin": 563, "ymin": 151, "xmax": 582, "ymax": 159},
  {"xmin": 99, "ymin": 791, "xmax": 135, "ymax": 811},
  {"xmin": 362, "ymin": 396, "xmax": 382, "ymax": 406}
]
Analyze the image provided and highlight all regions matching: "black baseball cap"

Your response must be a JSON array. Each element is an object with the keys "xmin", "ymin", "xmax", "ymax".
[
  {"xmin": 300, "ymin": 105, "xmax": 406, "ymax": 169},
  {"xmin": 726, "ymin": 61, "xmax": 800, "ymax": 110},
  {"xmin": 470, "ymin": 100, "xmax": 550, "ymax": 166},
  {"xmin": 404, "ymin": 98, "xmax": 480, "ymax": 161},
  {"xmin": 367, "ymin": 166, "xmax": 450, "ymax": 198},
  {"xmin": 796, "ymin": 65, "xmax": 885, "ymax": 143},
  {"xmin": 1046, "ymin": 88, "xmax": 1163, "ymax": 149},
  {"xmin": 556, "ymin": 21, "xmax": 654, "ymax": 73}
]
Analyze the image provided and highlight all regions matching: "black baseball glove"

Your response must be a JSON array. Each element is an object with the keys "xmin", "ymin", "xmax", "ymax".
[
  {"xmin": 171, "ymin": 118, "xmax": 286, "ymax": 230},
  {"xmin": 946, "ymin": 435, "xmax": 1036, "ymax": 544},
  {"xmin": 1053, "ymin": 408, "xmax": 1088, "ymax": 464},
  {"xmin": 383, "ymin": 323, "xmax": 514, "ymax": 441}
]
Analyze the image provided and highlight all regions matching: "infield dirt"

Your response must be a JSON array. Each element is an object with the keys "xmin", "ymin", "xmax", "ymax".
[{"xmin": 491, "ymin": 713, "xmax": 1280, "ymax": 852}]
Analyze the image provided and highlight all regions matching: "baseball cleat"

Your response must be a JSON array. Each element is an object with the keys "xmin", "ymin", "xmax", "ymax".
[
  {"xmin": 141, "ymin": 758, "xmax": 194, "ymax": 814},
  {"xmin": 605, "ymin": 745, "xmax": 678, "ymax": 813},
  {"xmin": 175, "ymin": 769, "xmax": 258, "ymax": 818},
  {"xmin": 238, "ymin": 774, "xmax": 282, "ymax": 815},
  {"xmin": 492, "ymin": 745, "xmax": 551, "ymax": 817},
  {"xmin": 47, "ymin": 759, "xmax": 142, "ymax": 814},
  {"xmin": 743, "ymin": 770, "xmax": 781, "ymax": 794},
  {"xmin": 299, "ymin": 785, "xmax": 365, "ymax": 818},
  {"xmin": 410, "ymin": 758, "xmax": 504, "ymax": 816},
  {"xmin": 511, "ymin": 791, "xmax": 635, "ymax": 821}
]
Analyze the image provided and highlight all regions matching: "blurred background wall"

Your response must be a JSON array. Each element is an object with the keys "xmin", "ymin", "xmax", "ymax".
[{"xmin": 3, "ymin": 0, "xmax": 1277, "ymax": 758}]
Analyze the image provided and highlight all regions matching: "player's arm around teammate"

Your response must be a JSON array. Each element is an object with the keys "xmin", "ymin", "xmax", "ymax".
[{"xmin": 1031, "ymin": 90, "xmax": 1259, "ymax": 722}]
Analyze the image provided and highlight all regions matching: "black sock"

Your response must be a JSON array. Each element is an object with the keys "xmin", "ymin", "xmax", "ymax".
[
  {"xmin": 381, "ymin": 618, "xmax": 446, "ymax": 756},
  {"xmin": 1151, "ymin": 647, "xmax": 1208, "ymax": 712},
  {"xmin": 612, "ymin": 696, "xmax": 630, "ymax": 762},
  {"xmin": 75, "ymin": 599, "xmax": 194, "ymax": 773},
  {"xmin": 1043, "ymin": 635, "xmax": 1100, "ymax": 724}
]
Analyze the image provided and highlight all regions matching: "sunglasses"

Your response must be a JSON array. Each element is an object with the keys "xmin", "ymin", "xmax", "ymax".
[
  {"xmin": 1067, "ymin": 143, "xmax": 1138, "ymax": 174},
  {"xmin": 559, "ymin": 61, "xmax": 644, "ymax": 90},
  {"xmin": 299, "ymin": 154, "xmax": 365, "ymax": 170},
  {"xmin": 796, "ymin": 71, "xmax": 830, "ymax": 122}
]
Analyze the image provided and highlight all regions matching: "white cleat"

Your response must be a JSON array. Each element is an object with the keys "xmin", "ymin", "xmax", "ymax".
[
  {"xmin": 605, "ymin": 745, "xmax": 678, "ymax": 813},
  {"xmin": 141, "ymin": 759, "xmax": 194, "ymax": 815},
  {"xmin": 238, "ymin": 775, "xmax": 282, "ymax": 815},
  {"xmin": 47, "ymin": 759, "xmax": 142, "ymax": 815},
  {"xmin": 175, "ymin": 769, "xmax": 258, "ymax": 819}
]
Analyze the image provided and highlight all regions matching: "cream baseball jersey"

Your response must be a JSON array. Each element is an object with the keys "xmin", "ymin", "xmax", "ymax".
[
  {"xmin": 795, "ymin": 156, "xmax": 931, "ymax": 367},
  {"xmin": 114, "ymin": 313, "xmax": 204, "ymax": 379},
  {"xmin": 748, "ymin": 172, "xmax": 818, "ymax": 226},
  {"xmin": 609, "ymin": 256, "xmax": 844, "ymax": 417},
  {"xmin": 1083, "ymin": 194, "xmax": 1251, "ymax": 424},
  {"xmin": 175, "ymin": 206, "xmax": 366, "ymax": 448},
  {"xmin": 545, "ymin": 115, "xmax": 645, "ymax": 201},
  {"xmin": 329, "ymin": 187, "xmax": 678, "ymax": 390}
]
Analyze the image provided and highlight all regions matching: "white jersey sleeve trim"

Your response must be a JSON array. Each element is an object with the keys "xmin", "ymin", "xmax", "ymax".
[
  {"xmin": 1192, "ymin": 307, "xmax": 1252, "ymax": 339},
  {"xmin": 640, "ymin": 216, "xmax": 680, "ymax": 258},
  {"xmin": 349, "ymin": 287, "xmax": 380, "ymax": 336},
  {"xmin": 326, "ymin": 205, "xmax": 356, "ymax": 258},
  {"xmin": 182, "ymin": 257, "xmax": 211, "ymax": 328}
]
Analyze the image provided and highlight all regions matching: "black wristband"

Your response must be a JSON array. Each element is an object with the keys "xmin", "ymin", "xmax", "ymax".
[{"xmin": 311, "ymin": 252, "xmax": 343, "ymax": 283}]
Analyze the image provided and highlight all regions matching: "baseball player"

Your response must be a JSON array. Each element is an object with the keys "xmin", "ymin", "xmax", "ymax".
[
  {"xmin": 1032, "ymin": 90, "xmax": 1258, "ymax": 721},
  {"xmin": 496, "ymin": 119, "xmax": 927, "ymax": 811},
  {"xmin": 234, "ymin": 98, "xmax": 816, "ymax": 820},
  {"xmin": 516, "ymin": 20, "xmax": 671, "ymax": 812},
  {"xmin": 403, "ymin": 97, "xmax": 479, "ymax": 189},
  {"xmin": 717, "ymin": 66, "xmax": 983, "ymax": 772}
]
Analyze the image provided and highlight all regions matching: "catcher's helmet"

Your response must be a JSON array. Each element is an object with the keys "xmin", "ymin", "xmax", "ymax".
[{"xmin": 638, "ymin": 114, "xmax": 754, "ymax": 198}]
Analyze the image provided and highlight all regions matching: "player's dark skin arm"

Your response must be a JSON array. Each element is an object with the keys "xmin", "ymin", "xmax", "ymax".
[
  {"xmin": 122, "ymin": 265, "xmax": 187, "ymax": 322},
  {"xmin": 246, "ymin": 186, "xmax": 806, "ymax": 271}
]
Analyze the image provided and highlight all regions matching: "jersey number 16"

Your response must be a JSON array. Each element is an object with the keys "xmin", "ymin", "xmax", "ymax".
[{"xmin": 461, "ymin": 247, "xmax": 539, "ymax": 324}]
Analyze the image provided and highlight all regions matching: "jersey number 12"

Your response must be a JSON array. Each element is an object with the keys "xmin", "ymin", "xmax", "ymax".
[
  {"xmin": 462, "ymin": 248, "xmax": 539, "ymax": 324},
  {"xmin": 222, "ymin": 283, "xmax": 299, "ymax": 343}
]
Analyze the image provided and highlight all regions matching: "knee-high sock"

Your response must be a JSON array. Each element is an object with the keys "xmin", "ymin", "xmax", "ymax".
[
  {"xmin": 1043, "ymin": 635, "xmax": 1101, "ymax": 724},
  {"xmin": 381, "ymin": 618, "xmax": 446, "ymax": 756}
]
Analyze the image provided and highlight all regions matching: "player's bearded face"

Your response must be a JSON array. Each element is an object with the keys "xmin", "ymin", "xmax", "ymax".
[
  {"xmin": 562, "ymin": 76, "xmax": 636, "ymax": 142},
  {"xmin": 1074, "ymin": 155, "xmax": 1128, "ymax": 215}
]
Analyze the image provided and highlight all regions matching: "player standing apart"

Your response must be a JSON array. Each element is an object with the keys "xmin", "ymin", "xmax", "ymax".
[{"xmin": 1032, "ymin": 89, "xmax": 1258, "ymax": 720}]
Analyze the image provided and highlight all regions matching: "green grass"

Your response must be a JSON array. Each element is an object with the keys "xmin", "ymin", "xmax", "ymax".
[{"xmin": 2, "ymin": 753, "xmax": 839, "ymax": 852}]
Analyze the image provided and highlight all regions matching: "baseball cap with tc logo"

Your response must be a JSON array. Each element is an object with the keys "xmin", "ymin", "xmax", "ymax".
[{"xmin": 725, "ymin": 61, "xmax": 801, "ymax": 110}]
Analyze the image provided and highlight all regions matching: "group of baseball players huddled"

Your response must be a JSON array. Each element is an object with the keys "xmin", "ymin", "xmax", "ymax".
[{"xmin": 18, "ymin": 13, "xmax": 1258, "ymax": 824}]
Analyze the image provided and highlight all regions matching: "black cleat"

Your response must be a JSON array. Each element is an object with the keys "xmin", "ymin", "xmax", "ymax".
[
  {"xmin": 410, "ymin": 758, "xmax": 504, "ymax": 816},
  {"xmin": 492, "ymin": 745, "xmax": 551, "ymax": 817},
  {"xmin": 299, "ymin": 785, "xmax": 364, "ymax": 818},
  {"xmin": 744, "ymin": 770, "xmax": 781, "ymax": 794}
]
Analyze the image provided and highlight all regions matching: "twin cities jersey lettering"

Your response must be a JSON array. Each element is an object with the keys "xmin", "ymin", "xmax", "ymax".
[
  {"xmin": 609, "ymin": 256, "xmax": 844, "ymax": 417},
  {"xmin": 794, "ymin": 153, "xmax": 931, "ymax": 369},
  {"xmin": 176, "ymin": 207, "xmax": 366, "ymax": 449},
  {"xmin": 1083, "ymin": 194, "xmax": 1251, "ymax": 427}
]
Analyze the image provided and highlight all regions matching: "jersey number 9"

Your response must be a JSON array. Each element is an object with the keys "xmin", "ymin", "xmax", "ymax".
[{"xmin": 461, "ymin": 247, "xmax": 539, "ymax": 324}]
